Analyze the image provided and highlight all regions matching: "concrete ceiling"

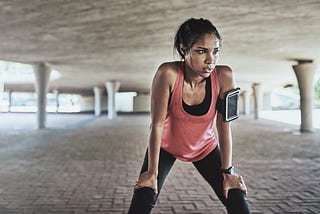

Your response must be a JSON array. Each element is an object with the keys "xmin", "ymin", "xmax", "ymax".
[{"xmin": 1, "ymin": 0, "xmax": 320, "ymax": 95}]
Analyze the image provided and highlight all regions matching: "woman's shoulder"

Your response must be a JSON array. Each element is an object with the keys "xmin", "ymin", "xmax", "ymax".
[
  {"xmin": 216, "ymin": 65, "xmax": 233, "ymax": 75},
  {"xmin": 155, "ymin": 61, "xmax": 180, "ymax": 81},
  {"xmin": 154, "ymin": 61, "xmax": 181, "ymax": 91},
  {"xmin": 157, "ymin": 61, "xmax": 180, "ymax": 75},
  {"xmin": 215, "ymin": 65, "xmax": 234, "ymax": 81},
  {"xmin": 215, "ymin": 65, "xmax": 235, "ymax": 95}
]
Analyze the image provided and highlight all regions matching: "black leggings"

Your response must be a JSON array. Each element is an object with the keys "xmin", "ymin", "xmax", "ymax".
[{"xmin": 128, "ymin": 147, "xmax": 250, "ymax": 214}]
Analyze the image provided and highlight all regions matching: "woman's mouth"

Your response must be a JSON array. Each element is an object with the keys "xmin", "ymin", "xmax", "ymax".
[
  {"xmin": 204, "ymin": 68, "xmax": 214, "ymax": 73},
  {"xmin": 204, "ymin": 65, "xmax": 215, "ymax": 72}
]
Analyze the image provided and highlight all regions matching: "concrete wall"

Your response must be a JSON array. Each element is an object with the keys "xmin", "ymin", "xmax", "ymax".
[
  {"xmin": 80, "ymin": 96, "xmax": 94, "ymax": 112},
  {"xmin": 80, "ymin": 93, "xmax": 150, "ymax": 113},
  {"xmin": 239, "ymin": 91, "xmax": 272, "ymax": 115},
  {"xmin": 134, "ymin": 94, "xmax": 150, "ymax": 112},
  {"xmin": 263, "ymin": 93, "xmax": 272, "ymax": 110},
  {"xmin": 80, "ymin": 95, "xmax": 107, "ymax": 112}
]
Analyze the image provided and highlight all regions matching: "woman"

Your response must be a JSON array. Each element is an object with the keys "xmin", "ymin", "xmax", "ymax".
[{"xmin": 128, "ymin": 18, "xmax": 250, "ymax": 214}]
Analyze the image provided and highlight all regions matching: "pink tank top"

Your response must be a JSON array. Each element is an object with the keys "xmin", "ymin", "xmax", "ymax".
[{"xmin": 161, "ymin": 63, "xmax": 220, "ymax": 162}]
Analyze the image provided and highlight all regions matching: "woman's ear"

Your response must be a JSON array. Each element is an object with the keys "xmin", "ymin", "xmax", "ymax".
[{"xmin": 179, "ymin": 44, "xmax": 186, "ymax": 57}]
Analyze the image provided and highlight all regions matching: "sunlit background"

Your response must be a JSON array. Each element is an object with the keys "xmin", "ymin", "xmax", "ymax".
[
  {"xmin": 1, "ymin": 60, "xmax": 319, "ymax": 129},
  {"xmin": 0, "ymin": 60, "xmax": 138, "ymax": 113}
]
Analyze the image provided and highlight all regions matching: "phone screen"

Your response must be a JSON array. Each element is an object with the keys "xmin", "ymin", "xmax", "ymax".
[{"xmin": 225, "ymin": 88, "xmax": 240, "ymax": 121}]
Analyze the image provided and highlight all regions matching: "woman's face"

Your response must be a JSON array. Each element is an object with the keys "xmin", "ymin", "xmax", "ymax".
[{"xmin": 183, "ymin": 33, "xmax": 220, "ymax": 78}]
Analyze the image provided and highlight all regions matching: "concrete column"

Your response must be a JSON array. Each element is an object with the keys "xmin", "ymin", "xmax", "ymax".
[
  {"xmin": 0, "ymin": 78, "xmax": 5, "ymax": 111},
  {"xmin": 252, "ymin": 83, "xmax": 263, "ymax": 120},
  {"xmin": 8, "ymin": 90, "xmax": 12, "ymax": 112},
  {"xmin": 33, "ymin": 62, "xmax": 51, "ymax": 129},
  {"xmin": 0, "ymin": 85, "xmax": 4, "ymax": 111},
  {"xmin": 93, "ymin": 86, "xmax": 102, "ymax": 116},
  {"xmin": 292, "ymin": 61, "xmax": 317, "ymax": 132},
  {"xmin": 0, "ymin": 78, "xmax": 4, "ymax": 93},
  {"xmin": 242, "ymin": 90, "xmax": 251, "ymax": 116},
  {"xmin": 105, "ymin": 81, "xmax": 121, "ymax": 119},
  {"xmin": 52, "ymin": 89, "xmax": 59, "ymax": 113}
]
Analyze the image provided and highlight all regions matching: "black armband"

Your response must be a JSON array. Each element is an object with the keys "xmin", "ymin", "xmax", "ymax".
[{"xmin": 216, "ymin": 87, "xmax": 241, "ymax": 122}]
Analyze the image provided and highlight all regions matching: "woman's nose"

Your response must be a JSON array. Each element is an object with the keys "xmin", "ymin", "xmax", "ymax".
[{"xmin": 205, "ymin": 53, "xmax": 215, "ymax": 64}]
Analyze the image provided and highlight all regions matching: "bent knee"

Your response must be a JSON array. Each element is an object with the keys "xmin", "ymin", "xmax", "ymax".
[
  {"xmin": 128, "ymin": 187, "xmax": 158, "ymax": 214},
  {"xmin": 226, "ymin": 189, "xmax": 250, "ymax": 214}
]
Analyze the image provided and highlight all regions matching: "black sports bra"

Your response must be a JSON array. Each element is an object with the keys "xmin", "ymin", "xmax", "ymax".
[{"xmin": 182, "ymin": 77, "xmax": 212, "ymax": 116}]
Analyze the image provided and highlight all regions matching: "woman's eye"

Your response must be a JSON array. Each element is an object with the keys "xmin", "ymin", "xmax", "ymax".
[
  {"xmin": 197, "ymin": 50, "xmax": 205, "ymax": 54},
  {"xmin": 213, "ymin": 48, "xmax": 220, "ymax": 55}
]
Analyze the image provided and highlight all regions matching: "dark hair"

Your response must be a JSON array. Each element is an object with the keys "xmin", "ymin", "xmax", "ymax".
[{"xmin": 174, "ymin": 18, "xmax": 222, "ymax": 59}]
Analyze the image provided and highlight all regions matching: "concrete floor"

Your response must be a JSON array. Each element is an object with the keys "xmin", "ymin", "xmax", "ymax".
[{"xmin": 0, "ymin": 113, "xmax": 319, "ymax": 214}]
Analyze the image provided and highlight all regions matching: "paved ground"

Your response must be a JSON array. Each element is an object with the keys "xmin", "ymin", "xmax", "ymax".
[{"xmin": 0, "ymin": 113, "xmax": 319, "ymax": 214}]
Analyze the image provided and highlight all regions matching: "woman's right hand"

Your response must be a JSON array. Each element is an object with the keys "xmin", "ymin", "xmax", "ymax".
[
  {"xmin": 222, "ymin": 173, "xmax": 247, "ymax": 199},
  {"xmin": 134, "ymin": 171, "xmax": 158, "ymax": 195}
]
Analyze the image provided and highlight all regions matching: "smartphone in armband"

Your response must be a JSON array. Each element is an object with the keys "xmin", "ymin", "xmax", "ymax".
[
  {"xmin": 225, "ymin": 87, "xmax": 240, "ymax": 122},
  {"xmin": 217, "ymin": 87, "xmax": 241, "ymax": 122}
]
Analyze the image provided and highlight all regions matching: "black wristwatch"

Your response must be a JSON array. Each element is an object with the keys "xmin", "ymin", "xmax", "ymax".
[{"xmin": 221, "ymin": 165, "xmax": 235, "ymax": 174}]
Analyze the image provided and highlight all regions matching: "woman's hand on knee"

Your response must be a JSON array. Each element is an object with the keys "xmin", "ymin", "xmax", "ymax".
[
  {"xmin": 134, "ymin": 171, "xmax": 158, "ymax": 195},
  {"xmin": 222, "ymin": 173, "xmax": 247, "ymax": 199}
]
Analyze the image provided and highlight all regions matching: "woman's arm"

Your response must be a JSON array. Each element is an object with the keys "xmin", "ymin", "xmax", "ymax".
[
  {"xmin": 216, "ymin": 66, "xmax": 247, "ymax": 198},
  {"xmin": 148, "ymin": 63, "xmax": 172, "ymax": 176},
  {"xmin": 135, "ymin": 63, "xmax": 174, "ymax": 194},
  {"xmin": 216, "ymin": 66, "xmax": 236, "ymax": 170},
  {"xmin": 216, "ymin": 113, "xmax": 233, "ymax": 169}
]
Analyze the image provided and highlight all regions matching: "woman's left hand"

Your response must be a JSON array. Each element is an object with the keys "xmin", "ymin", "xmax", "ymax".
[
  {"xmin": 222, "ymin": 173, "xmax": 247, "ymax": 199},
  {"xmin": 134, "ymin": 171, "xmax": 158, "ymax": 195}
]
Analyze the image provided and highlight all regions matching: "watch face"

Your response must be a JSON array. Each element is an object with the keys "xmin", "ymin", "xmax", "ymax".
[{"xmin": 230, "ymin": 166, "xmax": 235, "ymax": 174}]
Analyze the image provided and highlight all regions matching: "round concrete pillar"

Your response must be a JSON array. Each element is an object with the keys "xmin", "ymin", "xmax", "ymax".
[
  {"xmin": 93, "ymin": 86, "xmax": 102, "ymax": 116},
  {"xmin": 33, "ymin": 62, "xmax": 51, "ymax": 129},
  {"xmin": 105, "ymin": 81, "xmax": 121, "ymax": 119},
  {"xmin": 292, "ymin": 62, "xmax": 317, "ymax": 132},
  {"xmin": 252, "ymin": 83, "xmax": 262, "ymax": 120},
  {"xmin": 52, "ymin": 89, "xmax": 59, "ymax": 113},
  {"xmin": 8, "ymin": 90, "xmax": 12, "ymax": 112},
  {"xmin": 242, "ymin": 90, "xmax": 251, "ymax": 116},
  {"xmin": 0, "ymin": 78, "xmax": 4, "ymax": 93}
]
